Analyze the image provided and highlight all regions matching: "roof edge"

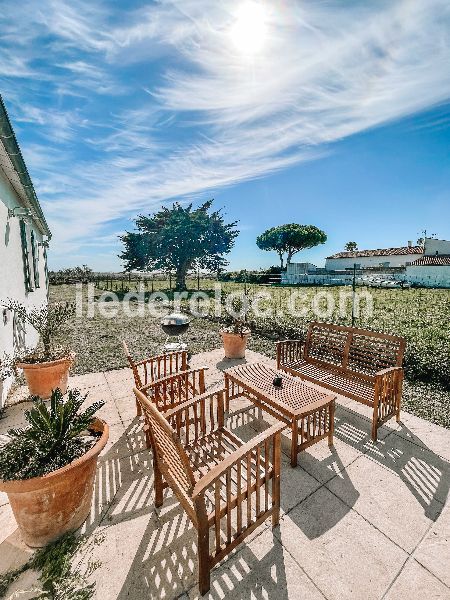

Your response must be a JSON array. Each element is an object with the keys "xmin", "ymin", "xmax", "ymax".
[
  {"xmin": 0, "ymin": 95, "xmax": 51, "ymax": 238},
  {"xmin": 326, "ymin": 246, "xmax": 423, "ymax": 259}
]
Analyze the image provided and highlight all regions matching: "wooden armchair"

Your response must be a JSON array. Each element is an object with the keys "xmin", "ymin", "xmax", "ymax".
[
  {"xmin": 122, "ymin": 341, "xmax": 188, "ymax": 415},
  {"xmin": 139, "ymin": 366, "xmax": 207, "ymax": 413},
  {"xmin": 134, "ymin": 386, "xmax": 284, "ymax": 595}
]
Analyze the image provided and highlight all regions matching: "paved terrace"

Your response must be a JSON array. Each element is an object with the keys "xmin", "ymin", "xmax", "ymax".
[{"xmin": 1, "ymin": 349, "xmax": 449, "ymax": 600}]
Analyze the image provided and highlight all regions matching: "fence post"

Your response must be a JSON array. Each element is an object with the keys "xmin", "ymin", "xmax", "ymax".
[{"xmin": 351, "ymin": 263, "xmax": 357, "ymax": 327}]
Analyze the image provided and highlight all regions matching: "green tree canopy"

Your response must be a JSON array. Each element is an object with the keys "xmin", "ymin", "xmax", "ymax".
[
  {"xmin": 120, "ymin": 200, "xmax": 239, "ymax": 290},
  {"xmin": 344, "ymin": 241, "xmax": 358, "ymax": 251},
  {"xmin": 256, "ymin": 224, "xmax": 327, "ymax": 269}
]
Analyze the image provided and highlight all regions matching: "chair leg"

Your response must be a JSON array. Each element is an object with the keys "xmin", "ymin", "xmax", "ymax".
[
  {"xmin": 154, "ymin": 458, "xmax": 164, "ymax": 508},
  {"xmin": 272, "ymin": 504, "xmax": 280, "ymax": 528},
  {"xmin": 135, "ymin": 398, "xmax": 142, "ymax": 417},
  {"xmin": 328, "ymin": 400, "xmax": 335, "ymax": 447},
  {"xmin": 371, "ymin": 418, "xmax": 378, "ymax": 442},
  {"xmin": 290, "ymin": 421, "xmax": 298, "ymax": 468},
  {"xmin": 197, "ymin": 527, "xmax": 210, "ymax": 595}
]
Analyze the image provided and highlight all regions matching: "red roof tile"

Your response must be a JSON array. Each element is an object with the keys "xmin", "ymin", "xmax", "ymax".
[
  {"xmin": 410, "ymin": 255, "xmax": 450, "ymax": 266},
  {"xmin": 326, "ymin": 246, "xmax": 423, "ymax": 259}
]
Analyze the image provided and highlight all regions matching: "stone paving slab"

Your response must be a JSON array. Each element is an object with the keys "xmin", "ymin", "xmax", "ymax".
[
  {"xmin": 326, "ymin": 454, "xmax": 443, "ymax": 553},
  {"xmin": 0, "ymin": 348, "xmax": 449, "ymax": 600},
  {"xmin": 277, "ymin": 486, "xmax": 408, "ymax": 600},
  {"xmin": 413, "ymin": 500, "xmax": 450, "ymax": 588},
  {"xmin": 384, "ymin": 558, "xmax": 450, "ymax": 599}
]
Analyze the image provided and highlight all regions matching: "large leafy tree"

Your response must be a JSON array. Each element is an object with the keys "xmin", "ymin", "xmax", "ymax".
[
  {"xmin": 256, "ymin": 224, "xmax": 327, "ymax": 269},
  {"xmin": 344, "ymin": 241, "xmax": 358, "ymax": 252},
  {"xmin": 120, "ymin": 200, "xmax": 239, "ymax": 290}
]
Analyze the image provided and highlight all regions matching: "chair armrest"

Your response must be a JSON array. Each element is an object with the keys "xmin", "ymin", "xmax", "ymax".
[
  {"xmin": 192, "ymin": 422, "xmax": 285, "ymax": 499},
  {"xmin": 375, "ymin": 366, "xmax": 403, "ymax": 378},
  {"xmin": 165, "ymin": 388, "xmax": 225, "ymax": 419},
  {"xmin": 165, "ymin": 388, "xmax": 226, "ymax": 443},
  {"xmin": 139, "ymin": 366, "xmax": 208, "ymax": 392}
]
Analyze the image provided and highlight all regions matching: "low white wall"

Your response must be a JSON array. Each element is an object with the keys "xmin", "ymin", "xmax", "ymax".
[
  {"xmin": 326, "ymin": 253, "xmax": 421, "ymax": 271},
  {"xmin": 282, "ymin": 273, "xmax": 355, "ymax": 285},
  {"xmin": 0, "ymin": 168, "xmax": 48, "ymax": 406},
  {"xmin": 406, "ymin": 265, "xmax": 450, "ymax": 288}
]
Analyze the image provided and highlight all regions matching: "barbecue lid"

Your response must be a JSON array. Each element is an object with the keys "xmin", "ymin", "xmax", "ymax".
[{"xmin": 160, "ymin": 312, "xmax": 190, "ymax": 326}]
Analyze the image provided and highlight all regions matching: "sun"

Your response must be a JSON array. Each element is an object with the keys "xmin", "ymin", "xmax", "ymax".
[{"xmin": 230, "ymin": 2, "xmax": 268, "ymax": 55}]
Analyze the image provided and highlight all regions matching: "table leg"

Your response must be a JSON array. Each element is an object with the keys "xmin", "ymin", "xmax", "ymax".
[
  {"xmin": 224, "ymin": 374, "xmax": 230, "ymax": 413},
  {"xmin": 290, "ymin": 419, "xmax": 298, "ymax": 467},
  {"xmin": 328, "ymin": 400, "xmax": 335, "ymax": 447}
]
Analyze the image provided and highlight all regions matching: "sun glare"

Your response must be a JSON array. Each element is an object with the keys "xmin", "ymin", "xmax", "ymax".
[{"xmin": 230, "ymin": 2, "xmax": 268, "ymax": 55}]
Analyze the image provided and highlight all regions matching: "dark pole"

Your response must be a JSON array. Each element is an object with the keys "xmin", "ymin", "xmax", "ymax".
[
  {"xmin": 197, "ymin": 267, "xmax": 200, "ymax": 291},
  {"xmin": 351, "ymin": 263, "xmax": 357, "ymax": 327}
]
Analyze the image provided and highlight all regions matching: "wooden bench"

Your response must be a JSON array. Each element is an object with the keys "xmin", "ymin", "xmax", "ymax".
[
  {"xmin": 134, "ymin": 386, "xmax": 283, "ymax": 595},
  {"xmin": 276, "ymin": 322, "xmax": 406, "ymax": 441}
]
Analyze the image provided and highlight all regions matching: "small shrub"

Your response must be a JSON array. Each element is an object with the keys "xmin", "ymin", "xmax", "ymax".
[{"xmin": 2, "ymin": 299, "xmax": 75, "ymax": 363}]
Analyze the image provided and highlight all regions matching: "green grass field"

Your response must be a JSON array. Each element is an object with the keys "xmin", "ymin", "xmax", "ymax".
[{"xmin": 50, "ymin": 283, "xmax": 450, "ymax": 428}]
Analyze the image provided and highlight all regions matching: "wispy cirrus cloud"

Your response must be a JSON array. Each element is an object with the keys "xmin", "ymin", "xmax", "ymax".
[{"xmin": 0, "ymin": 0, "xmax": 449, "ymax": 267}]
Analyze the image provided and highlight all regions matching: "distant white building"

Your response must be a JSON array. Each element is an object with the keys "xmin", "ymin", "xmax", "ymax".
[
  {"xmin": 281, "ymin": 238, "xmax": 450, "ymax": 288},
  {"xmin": 0, "ymin": 96, "xmax": 51, "ymax": 406},
  {"xmin": 406, "ymin": 238, "xmax": 450, "ymax": 288},
  {"xmin": 325, "ymin": 243, "xmax": 423, "ymax": 271},
  {"xmin": 281, "ymin": 262, "xmax": 317, "ymax": 284},
  {"xmin": 406, "ymin": 255, "xmax": 450, "ymax": 287}
]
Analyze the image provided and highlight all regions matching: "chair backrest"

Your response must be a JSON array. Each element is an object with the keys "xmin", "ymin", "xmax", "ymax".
[
  {"xmin": 305, "ymin": 322, "xmax": 405, "ymax": 377},
  {"xmin": 122, "ymin": 340, "xmax": 188, "ymax": 388},
  {"xmin": 139, "ymin": 367, "xmax": 206, "ymax": 413},
  {"xmin": 134, "ymin": 388, "xmax": 196, "ymax": 512}
]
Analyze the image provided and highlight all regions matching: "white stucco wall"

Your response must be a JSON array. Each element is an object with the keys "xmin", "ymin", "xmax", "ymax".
[
  {"xmin": 0, "ymin": 166, "xmax": 49, "ymax": 406},
  {"xmin": 406, "ymin": 265, "xmax": 450, "ymax": 288},
  {"xmin": 423, "ymin": 238, "xmax": 450, "ymax": 256},
  {"xmin": 325, "ymin": 253, "xmax": 421, "ymax": 271}
]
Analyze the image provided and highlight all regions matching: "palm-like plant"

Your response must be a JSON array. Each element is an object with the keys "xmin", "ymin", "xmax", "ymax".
[{"xmin": 0, "ymin": 388, "xmax": 104, "ymax": 481}]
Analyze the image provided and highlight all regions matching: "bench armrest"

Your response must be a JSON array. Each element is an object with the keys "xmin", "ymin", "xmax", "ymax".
[
  {"xmin": 375, "ymin": 366, "xmax": 403, "ymax": 377},
  {"xmin": 192, "ymin": 422, "xmax": 285, "ymax": 499},
  {"xmin": 276, "ymin": 340, "xmax": 304, "ymax": 369}
]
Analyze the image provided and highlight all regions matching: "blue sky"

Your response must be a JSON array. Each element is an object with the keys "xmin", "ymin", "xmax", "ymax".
[{"xmin": 1, "ymin": 0, "xmax": 449, "ymax": 271}]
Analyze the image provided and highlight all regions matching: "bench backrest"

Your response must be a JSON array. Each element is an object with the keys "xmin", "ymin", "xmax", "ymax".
[{"xmin": 305, "ymin": 322, "xmax": 405, "ymax": 378}]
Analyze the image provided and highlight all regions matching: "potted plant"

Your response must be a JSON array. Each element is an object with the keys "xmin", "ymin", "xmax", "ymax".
[
  {"xmin": 2, "ymin": 299, "xmax": 75, "ymax": 399},
  {"xmin": 220, "ymin": 294, "xmax": 251, "ymax": 359},
  {"xmin": 0, "ymin": 388, "xmax": 108, "ymax": 547}
]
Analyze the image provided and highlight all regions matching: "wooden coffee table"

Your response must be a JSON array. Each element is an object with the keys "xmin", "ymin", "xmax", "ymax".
[{"xmin": 224, "ymin": 362, "xmax": 336, "ymax": 467}]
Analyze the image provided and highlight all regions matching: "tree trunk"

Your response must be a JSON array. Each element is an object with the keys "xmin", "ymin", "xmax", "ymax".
[
  {"xmin": 286, "ymin": 251, "xmax": 296, "ymax": 265},
  {"xmin": 278, "ymin": 253, "xmax": 284, "ymax": 271},
  {"xmin": 176, "ymin": 263, "xmax": 189, "ymax": 291}
]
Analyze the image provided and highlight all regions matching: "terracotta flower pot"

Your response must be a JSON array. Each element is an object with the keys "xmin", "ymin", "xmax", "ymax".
[
  {"xmin": 221, "ymin": 331, "xmax": 251, "ymax": 359},
  {"xmin": 0, "ymin": 419, "xmax": 109, "ymax": 547},
  {"xmin": 17, "ymin": 353, "xmax": 75, "ymax": 399}
]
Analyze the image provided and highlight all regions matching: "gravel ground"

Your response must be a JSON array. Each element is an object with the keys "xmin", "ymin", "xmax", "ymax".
[{"xmin": 48, "ymin": 284, "xmax": 450, "ymax": 429}]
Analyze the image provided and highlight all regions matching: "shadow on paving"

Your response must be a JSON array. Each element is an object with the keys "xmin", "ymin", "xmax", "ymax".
[
  {"xmin": 79, "ymin": 394, "xmax": 448, "ymax": 599},
  {"xmin": 333, "ymin": 404, "xmax": 449, "ymax": 519}
]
